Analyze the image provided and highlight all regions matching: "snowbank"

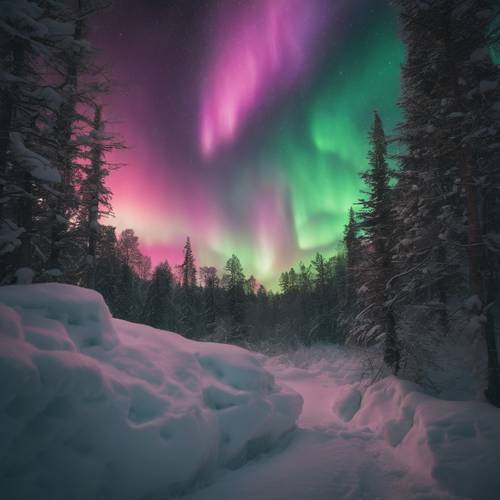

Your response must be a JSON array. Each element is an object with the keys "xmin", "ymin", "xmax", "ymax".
[
  {"xmin": 350, "ymin": 376, "xmax": 500, "ymax": 499},
  {"xmin": 268, "ymin": 346, "xmax": 500, "ymax": 500},
  {"xmin": 0, "ymin": 284, "xmax": 302, "ymax": 500}
]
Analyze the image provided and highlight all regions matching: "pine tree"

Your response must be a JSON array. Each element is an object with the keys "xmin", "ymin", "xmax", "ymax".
[
  {"xmin": 0, "ymin": 0, "xmax": 113, "ymax": 284},
  {"xmin": 353, "ymin": 111, "xmax": 399, "ymax": 373},
  {"xmin": 443, "ymin": 0, "xmax": 500, "ymax": 406},
  {"xmin": 0, "ymin": 1, "xmax": 68, "ymax": 282},
  {"xmin": 390, "ymin": 1, "xmax": 461, "ymax": 340},
  {"xmin": 177, "ymin": 237, "xmax": 198, "ymax": 337},
  {"xmin": 223, "ymin": 254, "xmax": 246, "ymax": 338},
  {"xmin": 113, "ymin": 228, "xmax": 146, "ymax": 321},
  {"xmin": 45, "ymin": 2, "xmax": 85, "ymax": 278},
  {"xmin": 200, "ymin": 266, "xmax": 219, "ymax": 334},
  {"xmin": 94, "ymin": 225, "xmax": 121, "ymax": 312},
  {"xmin": 245, "ymin": 275, "xmax": 258, "ymax": 295},
  {"xmin": 117, "ymin": 229, "xmax": 142, "ymax": 269},
  {"xmin": 311, "ymin": 253, "xmax": 332, "ymax": 342},
  {"xmin": 279, "ymin": 271, "xmax": 290, "ymax": 294},
  {"xmin": 343, "ymin": 207, "xmax": 360, "ymax": 306},
  {"xmin": 181, "ymin": 236, "xmax": 196, "ymax": 289},
  {"xmin": 78, "ymin": 105, "xmax": 118, "ymax": 289}
]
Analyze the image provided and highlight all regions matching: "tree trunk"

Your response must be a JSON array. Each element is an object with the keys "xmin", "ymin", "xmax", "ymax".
[
  {"xmin": 47, "ymin": 16, "xmax": 84, "ymax": 276},
  {"xmin": 86, "ymin": 198, "xmax": 98, "ymax": 289},
  {"xmin": 462, "ymin": 159, "xmax": 483, "ymax": 296},
  {"xmin": 436, "ymin": 244, "xmax": 449, "ymax": 335},
  {"xmin": 482, "ymin": 170, "xmax": 500, "ymax": 407},
  {"xmin": 461, "ymin": 156, "xmax": 500, "ymax": 407},
  {"xmin": 0, "ymin": 88, "xmax": 13, "ymax": 223},
  {"xmin": 17, "ymin": 172, "xmax": 33, "ymax": 273},
  {"xmin": 0, "ymin": 39, "xmax": 24, "ymax": 220},
  {"xmin": 384, "ymin": 307, "xmax": 400, "ymax": 375},
  {"xmin": 484, "ymin": 308, "xmax": 500, "ymax": 406}
]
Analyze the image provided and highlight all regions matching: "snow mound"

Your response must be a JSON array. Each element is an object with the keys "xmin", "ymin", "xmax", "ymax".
[
  {"xmin": 350, "ymin": 376, "xmax": 500, "ymax": 499},
  {"xmin": 0, "ymin": 284, "xmax": 302, "ymax": 500},
  {"xmin": 0, "ymin": 283, "xmax": 117, "ymax": 349}
]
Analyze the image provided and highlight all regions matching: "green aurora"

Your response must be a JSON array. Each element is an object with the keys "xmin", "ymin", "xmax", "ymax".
[{"xmin": 262, "ymin": 11, "xmax": 404, "ymax": 281}]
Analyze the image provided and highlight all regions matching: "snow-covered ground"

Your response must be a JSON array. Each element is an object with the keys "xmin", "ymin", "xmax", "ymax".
[
  {"xmin": 187, "ymin": 348, "xmax": 500, "ymax": 499},
  {"xmin": 0, "ymin": 284, "xmax": 301, "ymax": 500},
  {"xmin": 1, "ymin": 284, "xmax": 499, "ymax": 500}
]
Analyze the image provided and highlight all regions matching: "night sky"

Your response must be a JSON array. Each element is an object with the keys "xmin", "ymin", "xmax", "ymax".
[{"xmin": 92, "ymin": 0, "xmax": 404, "ymax": 288}]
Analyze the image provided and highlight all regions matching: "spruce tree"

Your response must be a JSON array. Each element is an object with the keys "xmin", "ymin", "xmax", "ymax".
[
  {"xmin": 343, "ymin": 207, "xmax": 360, "ymax": 306},
  {"xmin": 0, "ymin": 1, "xmax": 68, "ymax": 282},
  {"xmin": 78, "ymin": 105, "xmax": 116, "ymax": 289},
  {"xmin": 94, "ymin": 225, "xmax": 121, "ymax": 312},
  {"xmin": 200, "ymin": 266, "xmax": 219, "ymax": 335},
  {"xmin": 223, "ymin": 254, "xmax": 246, "ymax": 339},
  {"xmin": 181, "ymin": 236, "xmax": 197, "ymax": 289},
  {"xmin": 353, "ymin": 111, "xmax": 399, "ymax": 373}
]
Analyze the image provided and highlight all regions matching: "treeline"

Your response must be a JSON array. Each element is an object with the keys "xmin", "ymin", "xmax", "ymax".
[
  {"xmin": 0, "ymin": 0, "xmax": 121, "ymax": 286},
  {"xmin": 340, "ymin": 1, "xmax": 500, "ymax": 406},
  {"xmin": 91, "ymin": 231, "xmax": 346, "ymax": 350}
]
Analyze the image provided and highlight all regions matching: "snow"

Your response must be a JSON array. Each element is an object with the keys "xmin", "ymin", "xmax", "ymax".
[
  {"xmin": 10, "ymin": 132, "xmax": 61, "ymax": 183},
  {"xmin": 0, "ymin": 284, "xmax": 301, "ymax": 500},
  {"xmin": 1, "ymin": 288, "xmax": 499, "ymax": 500},
  {"xmin": 185, "ymin": 346, "xmax": 500, "ymax": 500},
  {"xmin": 0, "ymin": 219, "xmax": 22, "ymax": 255}
]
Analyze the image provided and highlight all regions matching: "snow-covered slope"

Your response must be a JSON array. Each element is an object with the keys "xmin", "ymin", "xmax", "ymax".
[{"xmin": 0, "ymin": 284, "xmax": 302, "ymax": 500}]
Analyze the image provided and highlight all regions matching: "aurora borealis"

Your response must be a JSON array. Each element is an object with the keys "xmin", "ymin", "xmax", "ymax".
[{"xmin": 93, "ymin": 0, "xmax": 404, "ymax": 288}]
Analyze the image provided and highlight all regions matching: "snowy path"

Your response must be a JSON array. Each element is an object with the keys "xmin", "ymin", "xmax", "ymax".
[{"xmin": 184, "ymin": 354, "xmax": 447, "ymax": 500}]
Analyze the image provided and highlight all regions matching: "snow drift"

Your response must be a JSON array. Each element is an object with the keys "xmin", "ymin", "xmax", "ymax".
[
  {"xmin": 0, "ymin": 284, "xmax": 302, "ymax": 500},
  {"xmin": 349, "ymin": 376, "xmax": 500, "ymax": 499},
  {"xmin": 264, "ymin": 346, "xmax": 500, "ymax": 500}
]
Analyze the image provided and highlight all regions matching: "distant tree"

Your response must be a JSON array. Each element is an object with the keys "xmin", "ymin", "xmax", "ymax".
[
  {"xmin": 142, "ymin": 261, "xmax": 174, "ymax": 329},
  {"xmin": 112, "ymin": 228, "xmax": 148, "ymax": 321},
  {"xmin": 279, "ymin": 271, "xmax": 290, "ymax": 295},
  {"xmin": 310, "ymin": 253, "xmax": 334, "ymax": 343},
  {"xmin": 94, "ymin": 225, "xmax": 121, "ymax": 311},
  {"xmin": 223, "ymin": 254, "xmax": 246, "ymax": 337},
  {"xmin": 181, "ymin": 237, "xmax": 196, "ymax": 289},
  {"xmin": 200, "ymin": 266, "xmax": 219, "ymax": 334},
  {"xmin": 137, "ymin": 255, "xmax": 152, "ymax": 281},
  {"xmin": 115, "ymin": 261, "xmax": 135, "ymax": 320},
  {"xmin": 245, "ymin": 274, "xmax": 258, "ymax": 295},
  {"xmin": 343, "ymin": 208, "xmax": 360, "ymax": 306},
  {"xmin": 117, "ymin": 229, "xmax": 142, "ymax": 270},
  {"xmin": 177, "ymin": 237, "xmax": 198, "ymax": 337}
]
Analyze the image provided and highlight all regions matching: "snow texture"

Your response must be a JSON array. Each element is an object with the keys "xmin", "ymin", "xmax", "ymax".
[
  {"xmin": 0, "ymin": 284, "xmax": 302, "ymax": 500},
  {"xmin": 10, "ymin": 132, "xmax": 61, "ymax": 183},
  {"xmin": 186, "ymin": 346, "xmax": 500, "ymax": 500},
  {"xmin": 0, "ymin": 220, "xmax": 22, "ymax": 256}
]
